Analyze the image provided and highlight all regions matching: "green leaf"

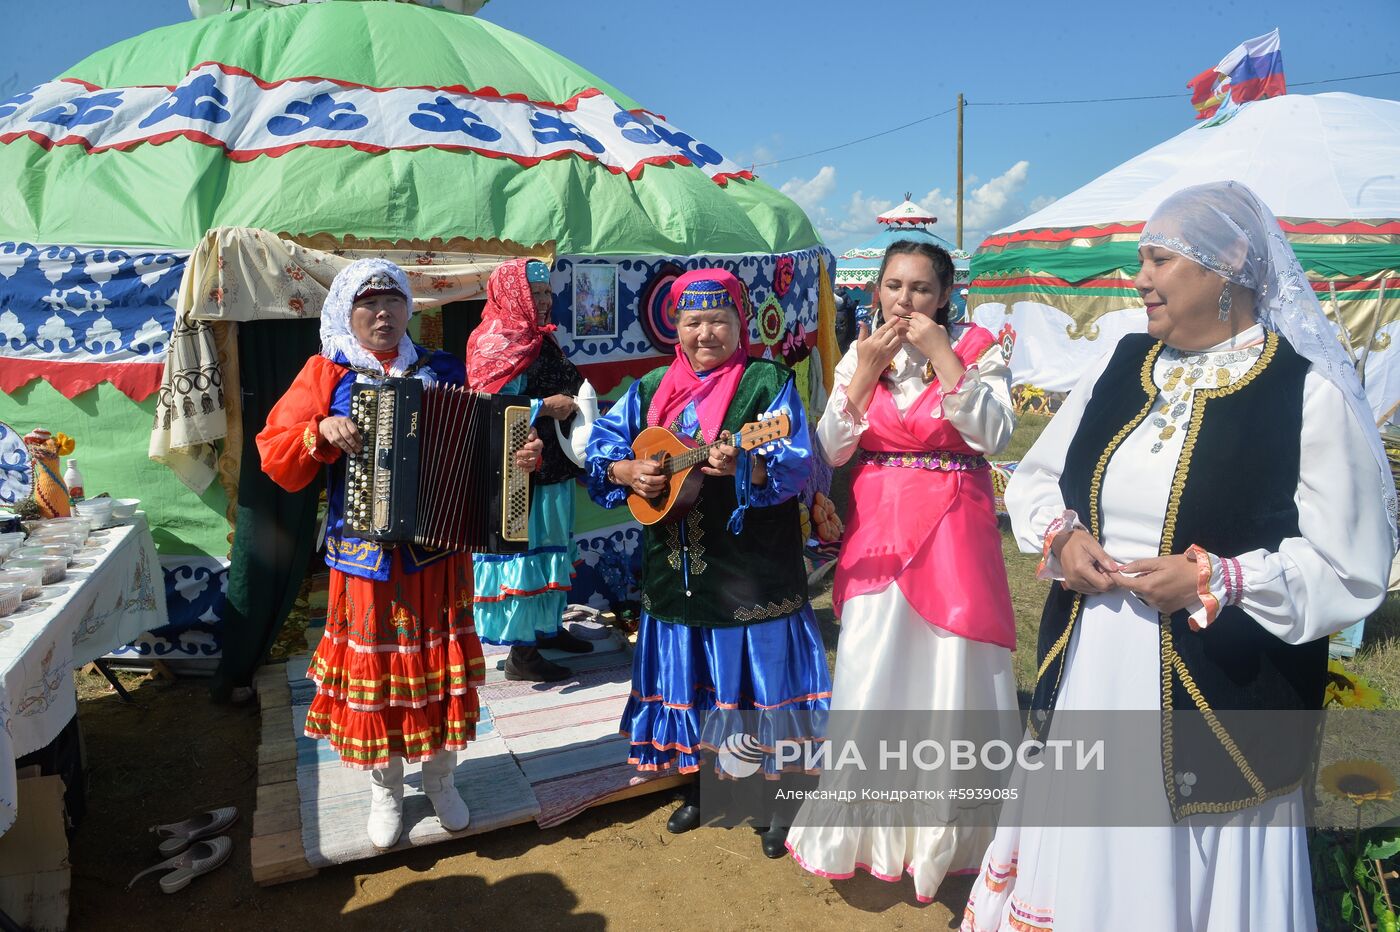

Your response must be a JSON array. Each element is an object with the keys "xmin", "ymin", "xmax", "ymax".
[
  {"xmin": 1343, "ymin": 889, "xmax": 1355, "ymax": 921},
  {"xmin": 1364, "ymin": 832, "xmax": 1400, "ymax": 861}
]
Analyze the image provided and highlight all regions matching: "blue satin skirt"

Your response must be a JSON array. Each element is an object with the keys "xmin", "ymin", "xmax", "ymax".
[{"xmin": 620, "ymin": 605, "xmax": 832, "ymax": 774}]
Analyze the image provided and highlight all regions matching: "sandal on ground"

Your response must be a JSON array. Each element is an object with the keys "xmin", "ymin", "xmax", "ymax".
[
  {"xmin": 150, "ymin": 806, "xmax": 239, "ymax": 857},
  {"xmin": 126, "ymin": 836, "xmax": 234, "ymax": 894}
]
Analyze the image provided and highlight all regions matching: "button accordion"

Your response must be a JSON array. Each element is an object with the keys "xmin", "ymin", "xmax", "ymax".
[{"xmin": 344, "ymin": 378, "xmax": 533, "ymax": 553}]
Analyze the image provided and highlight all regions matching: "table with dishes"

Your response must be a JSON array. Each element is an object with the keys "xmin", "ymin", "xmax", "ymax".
[{"xmin": 0, "ymin": 507, "xmax": 167, "ymax": 837}]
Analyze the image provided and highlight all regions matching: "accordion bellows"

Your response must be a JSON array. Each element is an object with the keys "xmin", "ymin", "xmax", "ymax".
[{"xmin": 345, "ymin": 378, "xmax": 533, "ymax": 553}]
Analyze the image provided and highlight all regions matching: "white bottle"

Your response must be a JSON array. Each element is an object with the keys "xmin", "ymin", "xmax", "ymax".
[{"xmin": 64, "ymin": 459, "xmax": 85, "ymax": 503}]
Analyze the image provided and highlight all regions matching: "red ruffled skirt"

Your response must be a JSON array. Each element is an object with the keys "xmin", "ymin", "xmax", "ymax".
[{"xmin": 304, "ymin": 551, "xmax": 485, "ymax": 770}]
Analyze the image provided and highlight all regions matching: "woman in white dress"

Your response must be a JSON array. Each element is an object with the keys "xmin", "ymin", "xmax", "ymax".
[
  {"xmin": 787, "ymin": 240, "xmax": 1020, "ymax": 902},
  {"xmin": 962, "ymin": 181, "xmax": 1396, "ymax": 931}
]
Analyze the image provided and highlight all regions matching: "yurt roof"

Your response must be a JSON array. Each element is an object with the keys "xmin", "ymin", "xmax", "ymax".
[{"xmin": 0, "ymin": 1, "xmax": 821, "ymax": 256}]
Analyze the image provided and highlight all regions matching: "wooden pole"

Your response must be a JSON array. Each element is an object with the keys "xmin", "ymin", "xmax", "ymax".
[{"xmin": 956, "ymin": 93, "xmax": 965, "ymax": 250}]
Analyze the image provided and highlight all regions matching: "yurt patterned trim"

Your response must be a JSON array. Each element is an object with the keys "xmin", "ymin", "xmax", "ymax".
[
  {"xmin": 109, "ymin": 556, "xmax": 228, "ymax": 660},
  {"xmin": 0, "ymin": 242, "xmax": 185, "ymax": 400},
  {"xmin": 0, "ymin": 62, "xmax": 754, "ymax": 184}
]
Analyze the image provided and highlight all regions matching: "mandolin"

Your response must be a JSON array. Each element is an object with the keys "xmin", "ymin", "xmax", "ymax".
[{"xmin": 626, "ymin": 412, "xmax": 792, "ymax": 526}]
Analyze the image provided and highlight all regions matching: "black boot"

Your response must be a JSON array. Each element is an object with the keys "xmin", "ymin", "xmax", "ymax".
[
  {"xmin": 666, "ymin": 783, "xmax": 701, "ymax": 834},
  {"xmin": 503, "ymin": 646, "xmax": 570, "ymax": 683},
  {"xmin": 758, "ymin": 824, "xmax": 789, "ymax": 859},
  {"xmin": 536, "ymin": 626, "xmax": 594, "ymax": 654}
]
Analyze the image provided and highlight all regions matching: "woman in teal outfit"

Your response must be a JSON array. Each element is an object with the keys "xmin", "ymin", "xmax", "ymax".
[{"xmin": 466, "ymin": 258, "xmax": 592, "ymax": 681}]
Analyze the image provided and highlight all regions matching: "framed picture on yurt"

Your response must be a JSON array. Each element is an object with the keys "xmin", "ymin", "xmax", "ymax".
[{"xmin": 572, "ymin": 264, "xmax": 618, "ymax": 338}]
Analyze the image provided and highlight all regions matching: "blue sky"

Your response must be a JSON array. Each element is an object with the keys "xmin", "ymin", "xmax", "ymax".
[{"xmin": 8, "ymin": 0, "xmax": 1400, "ymax": 254}]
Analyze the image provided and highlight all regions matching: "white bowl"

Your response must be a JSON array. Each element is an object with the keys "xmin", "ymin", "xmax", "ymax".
[
  {"xmin": 109, "ymin": 498, "xmax": 140, "ymax": 520},
  {"xmin": 72, "ymin": 500, "xmax": 114, "ymax": 526}
]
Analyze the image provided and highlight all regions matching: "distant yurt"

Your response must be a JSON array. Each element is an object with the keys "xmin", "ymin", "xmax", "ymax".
[{"xmin": 969, "ymin": 92, "xmax": 1400, "ymax": 423}]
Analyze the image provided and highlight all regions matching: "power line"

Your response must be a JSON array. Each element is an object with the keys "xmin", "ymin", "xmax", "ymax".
[
  {"xmin": 749, "ymin": 107, "xmax": 955, "ymax": 169},
  {"xmin": 751, "ymin": 68, "xmax": 1400, "ymax": 170},
  {"xmin": 1293, "ymin": 68, "xmax": 1400, "ymax": 87},
  {"xmin": 971, "ymin": 92, "xmax": 1180, "ymax": 106}
]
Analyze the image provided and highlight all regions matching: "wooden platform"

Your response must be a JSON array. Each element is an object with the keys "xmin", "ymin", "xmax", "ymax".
[
  {"xmin": 250, "ymin": 662, "xmax": 320, "ymax": 886},
  {"xmin": 250, "ymin": 660, "xmax": 687, "ymax": 887}
]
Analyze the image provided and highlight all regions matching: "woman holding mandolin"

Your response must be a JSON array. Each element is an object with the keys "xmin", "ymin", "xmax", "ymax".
[
  {"xmin": 586, "ymin": 269, "xmax": 831, "ymax": 858},
  {"xmin": 786, "ymin": 240, "xmax": 1019, "ymax": 902}
]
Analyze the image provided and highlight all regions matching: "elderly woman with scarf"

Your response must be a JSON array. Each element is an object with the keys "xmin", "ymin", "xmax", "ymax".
[
  {"xmin": 257, "ymin": 259, "xmax": 544, "ymax": 850},
  {"xmin": 585, "ymin": 269, "xmax": 830, "ymax": 857},
  {"xmin": 961, "ymin": 182, "xmax": 1395, "ymax": 932},
  {"xmin": 466, "ymin": 259, "xmax": 593, "ymax": 682}
]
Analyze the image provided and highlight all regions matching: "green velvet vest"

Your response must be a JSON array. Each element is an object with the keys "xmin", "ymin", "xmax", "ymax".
[{"xmin": 635, "ymin": 358, "xmax": 809, "ymax": 627}]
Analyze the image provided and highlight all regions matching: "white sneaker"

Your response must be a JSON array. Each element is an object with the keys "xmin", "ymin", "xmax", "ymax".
[
  {"xmin": 421, "ymin": 751, "xmax": 470, "ymax": 832},
  {"xmin": 366, "ymin": 757, "xmax": 404, "ymax": 849}
]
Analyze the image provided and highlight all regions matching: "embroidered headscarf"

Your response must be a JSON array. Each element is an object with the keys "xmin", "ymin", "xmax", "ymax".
[
  {"xmin": 466, "ymin": 258, "xmax": 555, "ymax": 392},
  {"xmin": 647, "ymin": 268, "xmax": 751, "ymax": 443},
  {"xmin": 1141, "ymin": 180, "xmax": 1398, "ymax": 548},
  {"xmin": 320, "ymin": 258, "xmax": 423, "ymax": 379}
]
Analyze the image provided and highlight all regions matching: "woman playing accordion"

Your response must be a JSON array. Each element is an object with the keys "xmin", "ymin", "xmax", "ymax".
[{"xmin": 257, "ymin": 259, "xmax": 542, "ymax": 850}]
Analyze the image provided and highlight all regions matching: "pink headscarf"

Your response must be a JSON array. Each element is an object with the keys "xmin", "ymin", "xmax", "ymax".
[
  {"xmin": 646, "ymin": 268, "xmax": 751, "ymax": 442},
  {"xmin": 465, "ymin": 258, "xmax": 555, "ymax": 392}
]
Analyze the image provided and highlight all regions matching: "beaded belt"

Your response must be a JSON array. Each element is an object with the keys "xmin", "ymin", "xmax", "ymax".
[{"xmin": 856, "ymin": 449, "xmax": 989, "ymax": 472}]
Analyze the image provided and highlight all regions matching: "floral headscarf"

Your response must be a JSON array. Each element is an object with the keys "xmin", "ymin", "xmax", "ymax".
[{"xmin": 466, "ymin": 259, "xmax": 555, "ymax": 392}]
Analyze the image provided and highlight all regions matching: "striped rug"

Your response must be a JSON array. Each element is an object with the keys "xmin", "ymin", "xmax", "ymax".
[
  {"xmin": 288, "ymin": 624, "xmax": 676, "ymax": 864},
  {"xmin": 477, "ymin": 629, "xmax": 677, "ymax": 828}
]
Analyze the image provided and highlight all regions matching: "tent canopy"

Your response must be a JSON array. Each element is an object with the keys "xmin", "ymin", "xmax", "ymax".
[
  {"xmin": 968, "ymin": 92, "xmax": 1400, "ymax": 410},
  {"xmin": 0, "ymin": 1, "xmax": 820, "ymax": 257}
]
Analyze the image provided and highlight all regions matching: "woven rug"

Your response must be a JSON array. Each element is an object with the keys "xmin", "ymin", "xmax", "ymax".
[
  {"xmin": 478, "ymin": 629, "xmax": 675, "ymax": 829},
  {"xmin": 288, "ymin": 622, "xmax": 675, "ymax": 862},
  {"xmin": 287, "ymin": 655, "xmax": 540, "ymax": 868}
]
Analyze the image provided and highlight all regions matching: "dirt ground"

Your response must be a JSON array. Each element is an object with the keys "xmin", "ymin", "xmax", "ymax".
[{"xmin": 69, "ymin": 589, "xmax": 971, "ymax": 932}]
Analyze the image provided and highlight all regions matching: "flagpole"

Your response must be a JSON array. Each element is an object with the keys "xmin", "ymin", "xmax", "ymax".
[{"xmin": 956, "ymin": 93, "xmax": 964, "ymax": 251}]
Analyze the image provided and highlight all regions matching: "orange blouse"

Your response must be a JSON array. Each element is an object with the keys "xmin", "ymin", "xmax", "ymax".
[{"xmin": 256, "ymin": 354, "xmax": 351, "ymax": 493}]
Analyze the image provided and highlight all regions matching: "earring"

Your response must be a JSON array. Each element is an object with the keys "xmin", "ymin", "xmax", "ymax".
[{"xmin": 1218, "ymin": 284, "xmax": 1232, "ymax": 322}]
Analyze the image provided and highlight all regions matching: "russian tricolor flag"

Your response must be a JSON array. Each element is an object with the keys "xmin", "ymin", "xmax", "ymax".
[{"xmin": 1188, "ymin": 29, "xmax": 1286, "ymax": 122}]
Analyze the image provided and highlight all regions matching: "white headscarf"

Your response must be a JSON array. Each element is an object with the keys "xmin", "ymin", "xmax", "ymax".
[
  {"xmin": 319, "ymin": 258, "xmax": 430, "ymax": 381},
  {"xmin": 1141, "ymin": 180, "xmax": 1398, "ymax": 549}
]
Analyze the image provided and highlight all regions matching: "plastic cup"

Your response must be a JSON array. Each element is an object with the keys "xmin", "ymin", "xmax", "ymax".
[
  {"xmin": 8, "ymin": 556, "xmax": 65, "ymax": 585},
  {"xmin": 0, "ymin": 567, "xmax": 41, "ymax": 600},
  {"xmin": 0, "ymin": 582, "xmax": 22, "ymax": 616}
]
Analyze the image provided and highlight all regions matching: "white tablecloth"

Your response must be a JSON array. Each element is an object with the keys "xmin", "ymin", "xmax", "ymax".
[{"xmin": 0, "ymin": 517, "xmax": 167, "ymax": 835}]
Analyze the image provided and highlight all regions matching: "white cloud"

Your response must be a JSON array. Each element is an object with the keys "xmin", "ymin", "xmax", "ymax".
[
  {"xmin": 778, "ymin": 160, "xmax": 1055, "ymax": 255},
  {"xmin": 778, "ymin": 165, "xmax": 838, "ymax": 212},
  {"xmin": 901, "ymin": 161, "xmax": 1056, "ymax": 249}
]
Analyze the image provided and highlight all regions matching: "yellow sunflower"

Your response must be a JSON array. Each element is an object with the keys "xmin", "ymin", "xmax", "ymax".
[
  {"xmin": 1324, "ymin": 659, "xmax": 1385, "ymax": 709},
  {"xmin": 1319, "ymin": 759, "xmax": 1398, "ymax": 804}
]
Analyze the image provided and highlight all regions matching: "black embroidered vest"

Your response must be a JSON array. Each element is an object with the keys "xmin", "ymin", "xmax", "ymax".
[
  {"xmin": 1032, "ymin": 332, "xmax": 1321, "ymax": 820},
  {"xmin": 634, "ymin": 358, "xmax": 809, "ymax": 628}
]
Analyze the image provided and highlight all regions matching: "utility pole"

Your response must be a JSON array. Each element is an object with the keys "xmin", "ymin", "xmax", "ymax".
[{"xmin": 956, "ymin": 93, "xmax": 964, "ymax": 251}]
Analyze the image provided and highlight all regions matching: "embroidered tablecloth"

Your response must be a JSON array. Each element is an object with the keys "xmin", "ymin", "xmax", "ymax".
[{"xmin": 0, "ymin": 517, "xmax": 166, "ymax": 835}]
